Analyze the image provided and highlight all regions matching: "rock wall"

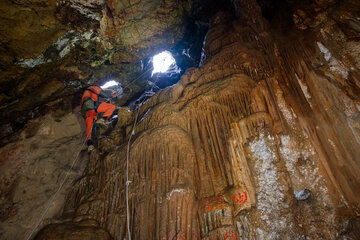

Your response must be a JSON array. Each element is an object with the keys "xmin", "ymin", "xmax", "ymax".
[
  {"xmin": 7, "ymin": 0, "xmax": 360, "ymax": 239},
  {"xmin": 0, "ymin": 111, "xmax": 89, "ymax": 240},
  {"xmin": 0, "ymin": 0, "xmax": 202, "ymax": 145}
]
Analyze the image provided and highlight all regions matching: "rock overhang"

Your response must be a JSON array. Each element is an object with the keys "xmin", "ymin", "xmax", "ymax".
[{"xmin": 0, "ymin": 0, "xmax": 232, "ymax": 145}]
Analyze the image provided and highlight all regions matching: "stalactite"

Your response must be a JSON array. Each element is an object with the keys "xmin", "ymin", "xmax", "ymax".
[{"xmin": 35, "ymin": 1, "xmax": 360, "ymax": 239}]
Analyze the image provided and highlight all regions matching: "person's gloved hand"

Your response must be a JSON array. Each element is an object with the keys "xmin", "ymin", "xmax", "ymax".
[{"xmin": 110, "ymin": 92, "xmax": 118, "ymax": 101}]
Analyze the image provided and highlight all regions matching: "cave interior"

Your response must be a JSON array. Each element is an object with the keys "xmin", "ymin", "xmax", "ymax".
[{"xmin": 0, "ymin": 0, "xmax": 359, "ymax": 239}]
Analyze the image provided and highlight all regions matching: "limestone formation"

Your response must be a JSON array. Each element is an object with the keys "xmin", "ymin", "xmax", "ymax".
[{"xmin": 0, "ymin": 0, "xmax": 359, "ymax": 239}]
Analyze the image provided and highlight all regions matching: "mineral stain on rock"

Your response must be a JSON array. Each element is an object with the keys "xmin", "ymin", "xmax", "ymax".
[{"xmin": 294, "ymin": 189, "xmax": 311, "ymax": 201}]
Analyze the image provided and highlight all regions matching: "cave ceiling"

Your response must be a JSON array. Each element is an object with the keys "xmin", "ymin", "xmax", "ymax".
[
  {"xmin": 1, "ymin": 0, "xmax": 358, "ymax": 146},
  {"xmin": 0, "ymin": 0, "xmax": 232, "ymax": 145}
]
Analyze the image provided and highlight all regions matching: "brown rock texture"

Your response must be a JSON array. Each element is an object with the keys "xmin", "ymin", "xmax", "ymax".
[
  {"xmin": 0, "ymin": 0, "xmax": 199, "ymax": 145},
  {"xmin": 0, "ymin": 0, "xmax": 359, "ymax": 239},
  {"xmin": 32, "ymin": 0, "xmax": 360, "ymax": 239},
  {"xmin": 0, "ymin": 112, "xmax": 89, "ymax": 239},
  {"xmin": 100, "ymin": 0, "xmax": 193, "ymax": 61}
]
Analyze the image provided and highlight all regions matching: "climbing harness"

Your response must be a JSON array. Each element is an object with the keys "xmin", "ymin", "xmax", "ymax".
[{"xmin": 25, "ymin": 124, "xmax": 93, "ymax": 240}]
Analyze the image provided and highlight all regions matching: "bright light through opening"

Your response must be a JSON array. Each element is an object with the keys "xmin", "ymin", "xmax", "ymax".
[
  {"xmin": 152, "ymin": 51, "xmax": 176, "ymax": 74},
  {"xmin": 101, "ymin": 80, "xmax": 119, "ymax": 89}
]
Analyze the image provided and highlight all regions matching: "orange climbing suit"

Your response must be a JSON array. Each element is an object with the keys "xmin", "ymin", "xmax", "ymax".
[{"xmin": 81, "ymin": 85, "xmax": 116, "ymax": 142}]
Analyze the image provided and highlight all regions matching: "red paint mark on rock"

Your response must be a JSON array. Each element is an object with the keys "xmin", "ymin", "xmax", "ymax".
[{"xmin": 232, "ymin": 192, "xmax": 247, "ymax": 204}]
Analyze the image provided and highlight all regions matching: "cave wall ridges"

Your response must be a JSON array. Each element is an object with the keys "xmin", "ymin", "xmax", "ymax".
[{"xmin": 36, "ymin": 0, "xmax": 360, "ymax": 239}]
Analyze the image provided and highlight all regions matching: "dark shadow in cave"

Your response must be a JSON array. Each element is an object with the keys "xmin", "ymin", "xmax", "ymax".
[{"xmin": 125, "ymin": 0, "xmax": 234, "ymax": 106}]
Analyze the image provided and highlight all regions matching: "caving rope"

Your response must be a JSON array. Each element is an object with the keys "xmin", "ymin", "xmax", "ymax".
[
  {"xmin": 122, "ymin": 65, "xmax": 153, "ymax": 90},
  {"xmin": 24, "ymin": 11, "xmax": 164, "ymax": 236},
  {"xmin": 125, "ymin": 61, "xmax": 165, "ymax": 240},
  {"xmin": 23, "ymin": 64, "xmax": 151, "ymax": 240},
  {"xmin": 25, "ymin": 64, "xmax": 164, "ymax": 240},
  {"xmin": 25, "ymin": 123, "xmax": 94, "ymax": 240}
]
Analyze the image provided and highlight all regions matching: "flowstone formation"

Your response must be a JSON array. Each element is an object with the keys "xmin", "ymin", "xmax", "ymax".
[{"xmin": 34, "ymin": 0, "xmax": 360, "ymax": 239}]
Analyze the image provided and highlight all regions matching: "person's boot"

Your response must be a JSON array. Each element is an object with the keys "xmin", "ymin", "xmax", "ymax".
[
  {"xmin": 96, "ymin": 118, "xmax": 107, "ymax": 126},
  {"xmin": 88, "ymin": 145, "xmax": 95, "ymax": 152},
  {"xmin": 96, "ymin": 118, "xmax": 109, "ymax": 136},
  {"xmin": 87, "ymin": 140, "xmax": 95, "ymax": 153}
]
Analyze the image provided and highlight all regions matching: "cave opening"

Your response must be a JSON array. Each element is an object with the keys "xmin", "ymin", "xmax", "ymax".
[
  {"xmin": 100, "ymin": 80, "xmax": 120, "ymax": 89},
  {"xmin": 151, "ymin": 51, "xmax": 178, "ymax": 75},
  {"xmin": 124, "ymin": 0, "xmax": 234, "ymax": 104}
]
